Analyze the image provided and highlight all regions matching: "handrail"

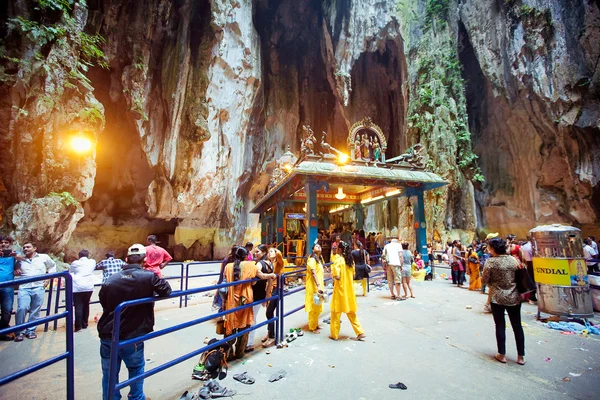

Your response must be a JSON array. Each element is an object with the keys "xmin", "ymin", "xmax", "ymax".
[
  {"xmin": 107, "ymin": 276, "xmax": 281, "ymax": 399},
  {"xmin": 0, "ymin": 272, "xmax": 74, "ymax": 399}
]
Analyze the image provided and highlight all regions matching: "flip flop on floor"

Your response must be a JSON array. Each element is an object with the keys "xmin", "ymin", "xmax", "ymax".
[
  {"xmin": 389, "ymin": 382, "xmax": 407, "ymax": 390},
  {"xmin": 210, "ymin": 388, "xmax": 237, "ymax": 398},
  {"xmin": 269, "ymin": 370, "xmax": 287, "ymax": 382},
  {"xmin": 233, "ymin": 372, "xmax": 255, "ymax": 385}
]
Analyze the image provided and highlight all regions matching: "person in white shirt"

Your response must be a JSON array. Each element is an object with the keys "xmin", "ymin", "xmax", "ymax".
[
  {"xmin": 70, "ymin": 250, "xmax": 97, "ymax": 332},
  {"xmin": 587, "ymin": 236, "xmax": 598, "ymax": 256},
  {"xmin": 382, "ymin": 239, "xmax": 405, "ymax": 300},
  {"xmin": 15, "ymin": 241, "xmax": 56, "ymax": 341},
  {"xmin": 583, "ymin": 239, "xmax": 598, "ymax": 273}
]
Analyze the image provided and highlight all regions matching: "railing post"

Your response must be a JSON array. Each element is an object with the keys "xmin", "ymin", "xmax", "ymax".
[
  {"xmin": 64, "ymin": 275, "xmax": 75, "ymax": 400},
  {"xmin": 53, "ymin": 277, "xmax": 62, "ymax": 331},
  {"xmin": 44, "ymin": 278, "xmax": 54, "ymax": 332},
  {"xmin": 180, "ymin": 263, "xmax": 185, "ymax": 309},
  {"xmin": 107, "ymin": 306, "xmax": 122, "ymax": 400},
  {"xmin": 276, "ymin": 275, "xmax": 281, "ymax": 345},
  {"xmin": 184, "ymin": 263, "xmax": 189, "ymax": 308},
  {"xmin": 279, "ymin": 274, "xmax": 285, "ymax": 342}
]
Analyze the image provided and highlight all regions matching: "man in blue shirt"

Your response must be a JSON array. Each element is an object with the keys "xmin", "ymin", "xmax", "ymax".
[{"xmin": 0, "ymin": 235, "xmax": 21, "ymax": 341}]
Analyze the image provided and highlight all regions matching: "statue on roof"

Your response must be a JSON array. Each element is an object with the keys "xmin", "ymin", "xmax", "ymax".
[
  {"xmin": 393, "ymin": 143, "xmax": 424, "ymax": 169},
  {"xmin": 319, "ymin": 131, "xmax": 338, "ymax": 160},
  {"xmin": 295, "ymin": 125, "xmax": 317, "ymax": 166}
]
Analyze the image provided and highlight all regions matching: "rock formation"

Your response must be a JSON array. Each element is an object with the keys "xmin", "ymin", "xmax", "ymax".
[{"xmin": 0, "ymin": 0, "xmax": 598, "ymax": 259}]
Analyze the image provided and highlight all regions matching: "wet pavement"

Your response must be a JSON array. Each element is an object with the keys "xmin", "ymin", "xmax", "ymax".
[{"xmin": 1, "ymin": 269, "xmax": 599, "ymax": 400}]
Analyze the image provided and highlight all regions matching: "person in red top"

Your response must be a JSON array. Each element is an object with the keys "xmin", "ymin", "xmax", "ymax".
[{"xmin": 144, "ymin": 235, "xmax": 173, "ymax": 278}]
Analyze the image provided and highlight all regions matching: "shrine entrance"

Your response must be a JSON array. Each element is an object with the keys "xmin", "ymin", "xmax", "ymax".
[{"xmin": 250, "ymin": 118, "xmax": 448, "ymax": 263}]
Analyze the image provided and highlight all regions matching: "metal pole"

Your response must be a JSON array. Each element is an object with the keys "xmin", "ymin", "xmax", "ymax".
[
  {"xmin": 44, "ymin": 278, "xmax": 54, "ymax": 332},
  {"xmin": 64, "ymin": 275, "xmax": 75, "ymax": 400},
  {"xmin": 53, "ymin": 277, "xmax": 62, "ymax": 331},
  {"xmin": 107, "ymin": 305, "xmax": 122, "ymax": 400},
  {"xmin": 184, "ymin": 263, "xmax": 189, "ymax": 308},
  {"xmin": 180, "ymin": 263, "xmax": 185, "ymax": 309}
]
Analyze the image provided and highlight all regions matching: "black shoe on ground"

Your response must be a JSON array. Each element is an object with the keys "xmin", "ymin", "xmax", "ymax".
[
  {"xmin": 26, "ymin": 332, "xmax": 37, "ymax": 339},
  {"xmin": 14, "ymin": 334, "xmax": 24, "ymax": 342}
]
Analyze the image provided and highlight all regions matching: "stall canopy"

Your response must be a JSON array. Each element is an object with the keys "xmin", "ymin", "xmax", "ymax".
[{"xmin": 249, "ymin": 117, "xmax": 449, "ymax": 262}]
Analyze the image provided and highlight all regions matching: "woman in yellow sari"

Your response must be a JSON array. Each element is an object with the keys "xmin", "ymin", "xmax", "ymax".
[
  {"xmin": 466, "ymin": 246, "xmax": 481, "ymax": 291},
  {"xmin": 224, "ymin": 246, "xmax": 275, "ymax": 359},
  {"xmin": 305, "ymin": 244, "xmax": 325, "ymax": 333},
  {"xmin": 330, "ymin": 241, "xmax": 366, "ymax": 341}
]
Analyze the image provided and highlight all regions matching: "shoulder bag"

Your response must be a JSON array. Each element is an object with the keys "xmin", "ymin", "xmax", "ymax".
[{"xmin": 515, "ymin": 263, "xmax": 536, "ymax": 294}]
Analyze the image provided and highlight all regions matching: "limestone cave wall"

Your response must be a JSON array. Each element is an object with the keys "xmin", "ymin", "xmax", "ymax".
[{"xmin": 0, "ymin": 0, "xmax": 597, "ymax": 259}]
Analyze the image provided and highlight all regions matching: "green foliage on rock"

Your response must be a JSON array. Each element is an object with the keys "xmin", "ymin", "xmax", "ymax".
[
  {"xmin": 424, "ymin": 0, "xmax": 450, "ymax": 32},
  {"xmin": 48, "ymin": 191, "xmax": 79, "ymax": 207},
  {"xmin": 78, "ymin": 106, "xmax": 104, "ymax": 125}
]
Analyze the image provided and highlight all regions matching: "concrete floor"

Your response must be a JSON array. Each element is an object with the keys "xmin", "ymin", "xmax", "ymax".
[{"xmin": 1, "ymin": 269, "xmax": 599, "ymax": 400}]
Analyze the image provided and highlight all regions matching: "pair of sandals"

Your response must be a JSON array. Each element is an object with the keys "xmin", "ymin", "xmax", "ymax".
[{"xmin": 180, "ymin": 380, "xmax": 236, "ymax": 399}]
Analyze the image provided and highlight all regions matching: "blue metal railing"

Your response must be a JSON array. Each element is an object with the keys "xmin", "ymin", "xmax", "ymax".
[
  {"xmin": 106, "ymin": 277, "xmax": 281, "ymax": 399},
  {"xmin": 184, "ymin": 261, "xmax": 221, "ymax": 308},
  {"xmin": 51, "ymin": 262, "xmax": 189, "ymax": 328},
  {"xmin": 0, "ymin": 271, "xmax": 74, "ymax": 399}
]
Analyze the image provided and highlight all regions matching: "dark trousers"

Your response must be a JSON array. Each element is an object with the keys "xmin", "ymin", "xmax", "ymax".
[
  {"xmin": 0, "ymin": 287, "xmax": 14, "ymax": 329},
  {"xmin": 266, "ymin": 298, "xmax": 278, "ymax": 339},
  {"xmin": 451, "ymin": 270, "xmax": 458, "ymax": 284},
  {"xmin": 73, "ymin": 291, "xmax": 93, "ymax": 331},
  {"xmin": 491, "ymin": 302, "xmax": 525, "ymax": 356},
  {"xmin": 525, "ymin": 261, "xmax": 537, "ymax": 301}
]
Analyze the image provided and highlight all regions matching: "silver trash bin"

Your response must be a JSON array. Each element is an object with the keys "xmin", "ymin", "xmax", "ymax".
[{"xmin": 530, "ymin": 224, "xmax": 594, "ymax": 319}]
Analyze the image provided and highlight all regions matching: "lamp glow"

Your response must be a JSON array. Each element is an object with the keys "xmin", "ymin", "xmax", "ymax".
[
  {"xmin": 338, "ymin": 153, "xmax": 349, "ymax": 164},
  {"xmin": 70, "ymin": 136, "xmax": 92, "ymax": 153},
  {"xmin": 385, "ymin": 189, "xmax": 401, "ymax": 197},
  {"xmin": 335, "ymin": 187, "xmax": 347, "ymax": 200},
  {"xmin": 283, "ymin": 163, "xmax": 292, "ymax": 172},
  {"xmin": 361, "ymin": 195, "xmax": 384, "ymax": 204}
]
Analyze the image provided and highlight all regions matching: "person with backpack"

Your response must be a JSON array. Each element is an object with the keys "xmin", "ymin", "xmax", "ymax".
[
  {"xmin": 223, "ymin": 246, "xmax": 275, "ymax": 360},
  {"xmin": 352, "ymin": 241, "xmax": 370, "ymax": 296},
  {"xmin": 246, "ymin": 244, "xmax": 274, "ymax": 352}
]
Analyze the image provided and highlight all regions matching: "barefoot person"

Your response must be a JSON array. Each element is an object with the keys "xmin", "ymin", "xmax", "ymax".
[
  {"xmin": 482, "ymin": 237, "xmax": 526, "ymax": 365},
  {"xmin": 305, "ymin": 244, "xmax": 325, "ymax": 333},
  {"xmin": 400, "ymin": 242, "xmax": 415, "ymax": 299},
  {"xmin": 329, "ymin": 242, "xmax": 365, "ymax": 341}
]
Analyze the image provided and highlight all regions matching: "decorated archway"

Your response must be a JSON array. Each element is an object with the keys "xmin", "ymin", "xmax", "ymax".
[{"xmin": 347, "ymin": 117, "xmax": 388, "ymax": 163}]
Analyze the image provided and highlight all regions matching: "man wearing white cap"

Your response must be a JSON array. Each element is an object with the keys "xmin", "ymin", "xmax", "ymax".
[{"xmin": 98, "ymin": 244, "xmax": 172, "ymax": 400}]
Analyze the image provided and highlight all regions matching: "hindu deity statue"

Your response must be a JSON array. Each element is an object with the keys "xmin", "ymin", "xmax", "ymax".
[{"xmin": 373, "ymin": 141, "xmax": 381, "ymax": 162}]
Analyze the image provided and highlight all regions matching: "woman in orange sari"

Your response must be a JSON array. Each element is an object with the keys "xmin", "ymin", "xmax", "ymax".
[
  {"xmin": 466, "ymin": 246, "xmax": 481, "ymax": 291},
  {"xmin": 224, "ymin": 246, "xmax": 275, "ymax": 359}
]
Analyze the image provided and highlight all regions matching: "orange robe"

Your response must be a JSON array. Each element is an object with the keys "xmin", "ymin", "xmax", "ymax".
[{"xmin": 224, "ymin": 261, "xmax": 258, "ymax": 335}]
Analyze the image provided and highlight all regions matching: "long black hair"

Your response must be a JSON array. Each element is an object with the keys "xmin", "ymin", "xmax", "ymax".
[
  {"xmin": 232, "ymin": 246, "xmax": 248, "ymax": 281},
  {"xmin": 255, "ymin": 244, "xmax": 268, "ymax": 260},
  {"xmin": 339, "ymin": 241, "xmax": 354, "ymax": 267}
]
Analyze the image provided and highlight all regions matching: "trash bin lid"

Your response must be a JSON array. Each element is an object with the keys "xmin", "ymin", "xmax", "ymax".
[{"xmin": 529, "ymin": 224, "xmax": 581, "ymax": 234}]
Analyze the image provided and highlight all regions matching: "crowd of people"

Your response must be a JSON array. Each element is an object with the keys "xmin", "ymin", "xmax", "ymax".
[{"xmin": 2, "ymin": 229, "xmax": 599, "ymax": 399}]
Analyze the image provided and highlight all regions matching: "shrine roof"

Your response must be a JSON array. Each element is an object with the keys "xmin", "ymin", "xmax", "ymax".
[{"xmin": 250, "ymin": 159, "xmax": 448, "ymax": 214}]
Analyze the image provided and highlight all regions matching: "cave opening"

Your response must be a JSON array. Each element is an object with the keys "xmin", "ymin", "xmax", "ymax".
[
  {"xmin": 254, "ymin": 0, "xmax": 340, "ymax": 147},
  {"xmin": 348, "ymin": 40, "xmax": 406, "ymax": 158},
  {"xmin": 457, "ymin": 20, "xmax": 487, "ymax": 142}
]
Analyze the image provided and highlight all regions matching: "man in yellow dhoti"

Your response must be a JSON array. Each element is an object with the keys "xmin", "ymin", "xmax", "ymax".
[
  {"xmin": 329, "ymin": 242, "xmax": 366, "ymax": 341},
  {"xmin": 305, "ymin": 244, "xmax": 325, "ymax": 333}
]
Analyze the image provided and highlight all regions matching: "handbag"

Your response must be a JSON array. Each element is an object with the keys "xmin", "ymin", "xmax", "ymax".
[
  {"xmin": 363, "ymin": 251, "xmax": 372, "ymax": 273},
  {"xmin": 215, "ymin": 319, "xmax": 225, "ymax": 335},
  {"xmin": 516, "ymin": 267, "xmax": 536, "ymax": 294}
]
